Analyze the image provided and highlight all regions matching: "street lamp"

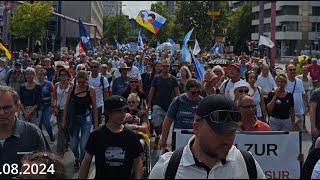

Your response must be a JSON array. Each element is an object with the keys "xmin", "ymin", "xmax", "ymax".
[{"xmin": 51, "ymin": 34, "xmax": 55, "ymax": 53}]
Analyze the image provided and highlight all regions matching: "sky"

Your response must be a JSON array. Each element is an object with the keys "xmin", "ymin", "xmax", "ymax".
[{"xmin": 122, "ymin": 1, "xmax": 157, "ymax": 19}]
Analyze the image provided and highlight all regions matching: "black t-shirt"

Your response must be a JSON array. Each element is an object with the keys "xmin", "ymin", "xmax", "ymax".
[
  {"xmin": 310, "ymin": 89, "xmax": 320, "ymax": 129},
  {"xmin": 151, "ymin": 74, "xmax": 179, "ymax": 111},
  {"xmin": 267, "ymin": 91, "xmax": 294, "ymax": 119},
  {"xmin": 85, "ymin": 126, "xmax": 143, "ymax": 178}
]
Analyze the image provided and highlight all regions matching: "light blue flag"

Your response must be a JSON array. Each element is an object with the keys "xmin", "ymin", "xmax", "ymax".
[
  {"xmin": 181, "ymin": 28, "xmax": 194, "ymax": 62},
  {"xmin": 191, "ymin": 54, "xmax": 205, "ymax": 81},
  {"xmin": 137, "ymin": 29, "xmax": 144, "ymax": 49},
  {"xmin": 114, "ymin": 39, "xmax": 122, "ymax": 50}
]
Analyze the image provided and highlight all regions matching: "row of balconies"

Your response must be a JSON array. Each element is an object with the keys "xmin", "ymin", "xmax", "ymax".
[
  {"xmin": 252, "ymin": 15, "xmax": 320, "ymax": 26},
  {"xmin": 252, "ymin": 1, "xmax": 320, "ymax": 13},
  {"xmin": 251, "ymin": 32, "xmax": 320, "ymax": 41}
]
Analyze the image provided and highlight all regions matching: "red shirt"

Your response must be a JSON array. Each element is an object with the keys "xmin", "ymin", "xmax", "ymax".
[
  {"xmin": 241, "ymin": 118, "xmax": 271, "ymax": 131},
  {"xmin": 308, "ymin": 64, "xmax": 320, "ymax": 82}
]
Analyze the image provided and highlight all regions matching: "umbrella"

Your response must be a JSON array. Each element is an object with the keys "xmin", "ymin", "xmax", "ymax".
[
  {"xmin": 208, "ymin": 58, "xmax": 233, "ymax": 66},
  {"xmin": 156, "ymin": 42, "xmax": 173, "ymax": 51}
]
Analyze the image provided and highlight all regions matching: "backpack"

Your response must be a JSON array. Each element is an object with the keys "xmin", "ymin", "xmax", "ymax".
[{"xmin": 165, "ymin": 148, "xmax": 257, "ymax": 179}]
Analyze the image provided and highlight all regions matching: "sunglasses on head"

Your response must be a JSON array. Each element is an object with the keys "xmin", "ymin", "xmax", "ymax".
[
  {"xmin": 238, "ymin": 88, "xmax": 249, "ymax": 94},
  {"xmin": 197, "ymin": 110, "xmax": 241, "ymax": 123},
  {"xmin": 189, "ymin": 90, "xmax": 202, "ymax": 95}
]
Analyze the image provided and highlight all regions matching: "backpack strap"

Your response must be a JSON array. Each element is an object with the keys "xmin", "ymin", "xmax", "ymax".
[
  {"xmin": 239, "ymin": 149, "xmax": 257, "ymax": 179},
  {"xmin": 223, "ymin": 79, "xmax": 230, "ymax": 94},
  {"xmin": 165, "ymin": 147, "xmax": 184, "ymax": 179}
]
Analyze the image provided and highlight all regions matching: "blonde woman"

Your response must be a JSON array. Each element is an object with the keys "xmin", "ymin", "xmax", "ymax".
[{"xmin": 178, "ymin": 66, "xmax": 192, "ymax": 93}]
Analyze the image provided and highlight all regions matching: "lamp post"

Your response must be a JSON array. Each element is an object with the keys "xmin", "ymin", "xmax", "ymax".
[{"xmin": 51, "ymin": 34, "xmax": 55, "ymax": 53}]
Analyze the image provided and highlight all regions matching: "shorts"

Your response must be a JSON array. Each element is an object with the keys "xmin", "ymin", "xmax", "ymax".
[{"xmin": 151, "ymin": 105, "xmax": 166, "ymax": 128}]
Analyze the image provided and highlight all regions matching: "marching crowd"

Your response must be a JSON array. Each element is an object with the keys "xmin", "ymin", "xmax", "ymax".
[{"xmin": 1, "ymin": 46, "xmax": 320, "ymax": 179}]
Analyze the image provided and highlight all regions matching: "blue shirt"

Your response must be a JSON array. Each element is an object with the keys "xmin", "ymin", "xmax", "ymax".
[{"xmin": 166, "ymin": 93, "xmax": 202, "ymax": 129}]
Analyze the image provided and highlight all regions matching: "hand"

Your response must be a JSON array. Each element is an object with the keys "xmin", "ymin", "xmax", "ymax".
[
  {"xmin": 124, "ymin": 113, "xmax": 134, "ymax": 123},
  {"xmin": 274, "ymin": 88, "xmax": 281, "ymax": 97},
  {"xmin": 158, "ymin": 135, "xmax": 167, "ymax": 149}
]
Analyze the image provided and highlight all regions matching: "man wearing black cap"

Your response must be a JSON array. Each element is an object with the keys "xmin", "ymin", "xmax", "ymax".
[
  {"xmin": 79, "ymin": 95, "xmax": 143, "ymax": 179},
  {"xmin": 149, "ymin": 94, "xmax": 265, "ymax": 179}
]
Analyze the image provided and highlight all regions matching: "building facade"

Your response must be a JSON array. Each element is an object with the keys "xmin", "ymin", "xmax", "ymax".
[
  {"xmin": 103, "ymin": 1, "xmax": 122, "ymax": 16},
  {"xmin": 250, "ymin": 1, "xmax": 320, "ymax": 56}
]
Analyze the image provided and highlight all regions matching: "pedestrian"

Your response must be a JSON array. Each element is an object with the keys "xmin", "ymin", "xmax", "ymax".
[
  {"xmin": 301, "ymin": 137, "xmax": 320, "ymax": 179},
  {"xmin": 88, "ymin": 60, "xmax": 109, "ymax": 125},
  {"xmin": 159, "ymin": 79, "xmax": 203, "ymax": 150},
  {"xmin": 232, "ymin": 81, "xmax": 250, "ymax": 106},
  {"xmin": 79, "ymin": 95, "xmax": 143, "ymax": 179},
  {"xmin": 61, "ymin": 70, "xmax": 98, "ymax": 168},
  {"xmin": 141, "ymin": 62, "xmax": 154, "ymax": 96},
  {"xmin": 219, "ymin": 63, "xmax": 244, "ymax": 100},
  {"xmin": 52, "ymin": 69, "xmax": 71, "ymax": 156},
  {"xmin": 245, "ymin": 70, "xmax": 267, "ymax": 121},
  {"xmin": 148, "ymin": 59, "xmax": 180, "ymax": 147},
  {"xmin": 111, "ymin": 63, "xmax": 131, "ymax": 96},
  {"xmin": 37, "ymin": 69, "xmax": 55, "ymax": 142},
  {"xmin": 149, "ymin": 94, "xmax": 265, "ymax": 179},
  {"xmin": 0, "ymin": 86, "xmax": 46, "ymax": 179},
  {"xmin": 309, "ymin": 86, "xmax": 320, "ymax": 153},
  {"xmin": 177, "ymin": 66, "xmax": 192, "ymax": 93},
  {"xmin": 43, "ymin": 57, "xmax": 55, "ymax": 81},
  {"xmin": 19, "ymin": 67, "xmax": 43, "ymax": 127},
  {"xmin": 114, "ymin": 59, "xmax": 142, "ymax": 87},
  {"xmin": 122, "ymin": 76, "xmax": 147, "ymax": 112},
  {"xmin": 266, "ymin": 73, "xmax": 295, "ymax": 131},
  {"xmin": 238, "ymin": 95, "xmax": 271, "ymax": 131},
  {"xmin": 308, "ymin": 58, "xmax": 320, "ymax": 89},
  {"xmin": 286, "ymin": 64, "xmax": 308, "ymax": 131},
  {"xmin": 212, "ymin": 65, "xmax": 225, "ymax": 88},
  {"xmin": 256, "ymin": 63, "xmax": 276, "ymax": 99},
  {"xmin": 0, "ymin": 57, "xmax": 9, "ymax": 86},
  {"xmin": 202, "ymin": 69, "xmax": 219, "ymax": 96},
  {"xmin": 6, "ymin": 61, "xmax": 26, "ymax": 94},
  {"xmin": 19, "ymin": 152, "xmax": 67, "ymax": 179}
]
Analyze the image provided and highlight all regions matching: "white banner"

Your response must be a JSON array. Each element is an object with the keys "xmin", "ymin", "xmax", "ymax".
[
  {"xmin": 173, "ymin": 130, "xmax": 301, "ymax": 179},
  {"xmin": 259, "ymin": 35, "xmax": 275, "ymax": 48}
]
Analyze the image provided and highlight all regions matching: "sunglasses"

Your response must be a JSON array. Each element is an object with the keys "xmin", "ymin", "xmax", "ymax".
[
  {"xmin": 288, "ymin": 69, "xmax": 296, "ymax": 72},
  {"xmin": 238, "ymin": 88, "xmax": 249, "ymax": 94},
  {"xmin": 241, "ymin": 105, "xmax": 256, "ymax": 109},
  {"xmin": 198, "ymin": 110, "xmax": 241, "ymax": 123},
  {"xmin": 189, "ymin": 90, "xmax": 202, "ymax": 95}
]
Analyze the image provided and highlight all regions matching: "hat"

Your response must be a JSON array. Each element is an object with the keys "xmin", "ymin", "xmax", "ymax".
[
  {"xmin": 196, "ymin": 94, "xmax": 240, "ymax": 133},
  {"xmin": 229, "ymin": 63, "xmax": 240, "ymax": 70},
  {"xmin": 203, "ymin": 69, "xmax": 217, "ymax": 83},
  {"xmin": 233, "ymin": 81, "xmax": 250, "ymax": 91},
  {"xmin": 104, "ymin": 95, "xmax": 127, "ymax": 112},
  {"xmin": 119, "ymin": 63, "xmax": 131, "ymax": 70}
]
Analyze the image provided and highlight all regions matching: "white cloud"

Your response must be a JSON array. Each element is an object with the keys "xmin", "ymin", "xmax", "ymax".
[{"xmin": 122, "ymin": 1, "xmax": 157, "ymax": 19}]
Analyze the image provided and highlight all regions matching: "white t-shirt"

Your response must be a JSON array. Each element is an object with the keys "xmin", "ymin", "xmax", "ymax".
[
  {"xmin": 114, "ymin": 65, "xmax": 142, "ymax": 80},
  {"xmin": 251, "ymin": 87, "xmax": 263, "ymax": 118},
  {"xmin": 219, "ymin": 79, "xmax": 244, "ymax": 100},
  {"xmin": 255, "ymin": 74, "xmax": 276, "ymax": 95},
  {"xmin": 286, "ymin": 77, "xmax": 305, "ymax": 115},
  {"xmin": 312, "ymin": 159, "xmax": 320, "ymax": 179},
  {"xmin": 89, "ymin": 74, "xmax": 110, "ymax": 108}
]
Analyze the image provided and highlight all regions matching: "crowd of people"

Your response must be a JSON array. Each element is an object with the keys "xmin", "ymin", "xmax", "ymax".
[{"xmin": 1, "ymin": 45, "xmax": 320, "ymax": 178}]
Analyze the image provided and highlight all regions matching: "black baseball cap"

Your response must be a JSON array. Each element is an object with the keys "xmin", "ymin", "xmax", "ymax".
[
  {"xmin": 104, "ymin": 95, "xmax": 127, "ymax": 112},
  {"xmin": 196, "ymin": 94, "xmax": 241, "ymax": 134}
]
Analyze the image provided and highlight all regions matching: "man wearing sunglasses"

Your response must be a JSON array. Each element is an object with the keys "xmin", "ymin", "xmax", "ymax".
[
  {"xmin": 239, "ymin": 95, "xmax": 271, "ymax": 131},
  {"xmin": 159, "ymin": 79, "xmax": 203, "ymax": 150},
  {"xmin": 149, "ymin": 94, "xmax": 265, "ymax": 179}
]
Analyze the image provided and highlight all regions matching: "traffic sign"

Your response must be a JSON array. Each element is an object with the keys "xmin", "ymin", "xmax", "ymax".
[{"xmin": 207, "ymin": 10, "xmax": 220, "ymax": 17}]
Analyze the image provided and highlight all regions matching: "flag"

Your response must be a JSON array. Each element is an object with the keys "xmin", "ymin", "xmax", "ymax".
[
  {"xmin": 258, "ymin": 35, "xmax": 275, "ymax": 48},
  {"xmin": 181, "ymin": 28, "xmax": 194, "ymax": 62},
  {"xmin": 137, "ymin": 29, "xmax": 144, "ymax": 49},
  {"xmin": 135, "ymin": 10, "xmax": 166, "ymax": 34},
  {"xmin": 211, "ymin": 42, "xmax": 222, "ymax": 56},
  {"xmin": 114, "ymin": 39, "xmax": 122, "ymax": 50},
  {"xmin": 78, "ymin": 18, "xmax": 91, "ymax": 51},
  {"xmin": 193, "ymin": 39, "xmax": 201, "ymax": 55},
  {"xmin": 75, "ymin": 41, "xmax": 86, "ymax": 57},
  {"xmin": 0, "ymin": 41, "xmax": 11, "ymax": 60},
  {"xmin": 191, "ymin": 54, "xmax": 205, "ymax": 81}
]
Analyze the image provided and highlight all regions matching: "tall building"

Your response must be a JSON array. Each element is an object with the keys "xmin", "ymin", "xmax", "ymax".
[
  {"xmin": 228, "ymin": 1, "xmax": 247, "ymax": 11},
  {"xmin": 103, "ymin": 1, "xmax": 122, "ymax": 16},
  {"xmin": 60, "ymin": 1, "xmax": 104, "ymax": 45},
  {"xmin": 250, "ymin": 1, "xmax": 320, "ymax": 56}
]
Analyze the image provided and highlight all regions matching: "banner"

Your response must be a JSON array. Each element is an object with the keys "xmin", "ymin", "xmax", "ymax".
[
  {"xmin": 173, "ymin": 130, "xmax": 301, "ymax": 179},
  {"xmin": 135, "ymin": 10, "xmax": 166, "ymax": 34},
  {"xmin": 259, "ymin": 35, "xmax": 275, "ymax": 48}
]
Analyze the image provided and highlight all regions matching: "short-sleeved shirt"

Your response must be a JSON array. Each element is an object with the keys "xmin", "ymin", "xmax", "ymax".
[
  {"xmin": 241, "ymin": 118, "xmax": 271, "ymax": 131},
  {"xmin": 0, "ymin": 120, "xmax": 46, "ymax": 179},
  {"xmin": 85, "ymin": 126, "xmax": 143, "ymax": 178},
  {"xmin": 89, "ymin": 74, "xmax": 110, "ymax": 107},
  {"xmin": 111, "ymin": 76, "xmax": 130, "ymax": 96},
  {"xmin": 219, "ymin": 79, "xmax": 244, "ymax": 100},
  {"xmin": 151, "ymin": 74, "xmax": 179, "ymax": 111},
  {"xmin": 19, "ymin": 83, "xmax": 43, "ymax": 111},
  {"xmin": 267, "ymin": 92, "xmax": 294, "ymax": 119},
  {"xmin": 114, "ymin": 66, "xmax": 142, "ymax": 80},
  {"xmin": 310, "ymin": 89, "xmax": 320, "ymax": 129},
  {"xmin": 287, "ymin": 78, "xmax": 305, "ymax": 115},
  {"xmin": 166, "ymin": 94, "xmax": 202, "ymax": 129}
]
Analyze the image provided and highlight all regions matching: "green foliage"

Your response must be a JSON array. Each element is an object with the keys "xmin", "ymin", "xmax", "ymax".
[
  {"xmin": 103, "ymin": 14, "xmax": 130, "ymax": 45},
  {"xmin": 10, "ymin": 1, "xmax": 53, "ymax": 39},
  {"xmin": 226, "ymin": 2, "xmax": 253, "ymax": 54}
]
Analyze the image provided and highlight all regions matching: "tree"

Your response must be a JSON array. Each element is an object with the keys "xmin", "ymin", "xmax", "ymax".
[
  {"xmin": 174, "ymin": 1, "xmax": 229, "ymax": 50},
  {"xmin": 143, "ymin": 2, "xmax": 174, "ymax": 47},
  {"xmin": 10, "ymin": 1, "xmax": 53, "ymax": 51},
  {"xmin": 226, "ymin": 2, "xmax": 253, "ymax": 54},
  {"xmin": 103, "ymin": 14, "xmax": 130, "ymax": 45}
]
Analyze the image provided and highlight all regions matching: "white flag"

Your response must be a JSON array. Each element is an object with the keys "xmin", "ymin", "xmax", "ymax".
[
  {"xmin": 193, "ymin": 39, "xmax": 201, "ymax": 55},
  {"xmin": 258, "ymin": 35, "xmax": 275, "ymax": 48}
]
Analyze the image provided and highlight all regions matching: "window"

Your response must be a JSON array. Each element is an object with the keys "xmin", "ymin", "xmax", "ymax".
[
  {"xmin": 279, "ymin": 5, "xmax": 299, "ymax": 15},
  {"xmin": 312, "ymin": 7, "xmax": 320, "ymax": 16},
  {"xmin": 264, "ymin": 23, "xmax": 270, "ymax": 32},
  {"xmin": 312, "ymin": 22, "xmax": 320, "ymax": 32},
  {"xmin": 252, "ymin": 25, "xmax": 259, "ymax": 33},
  {"xmin": 280, "ymin": 22, "xmax": 298, "ymax": 31}
]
